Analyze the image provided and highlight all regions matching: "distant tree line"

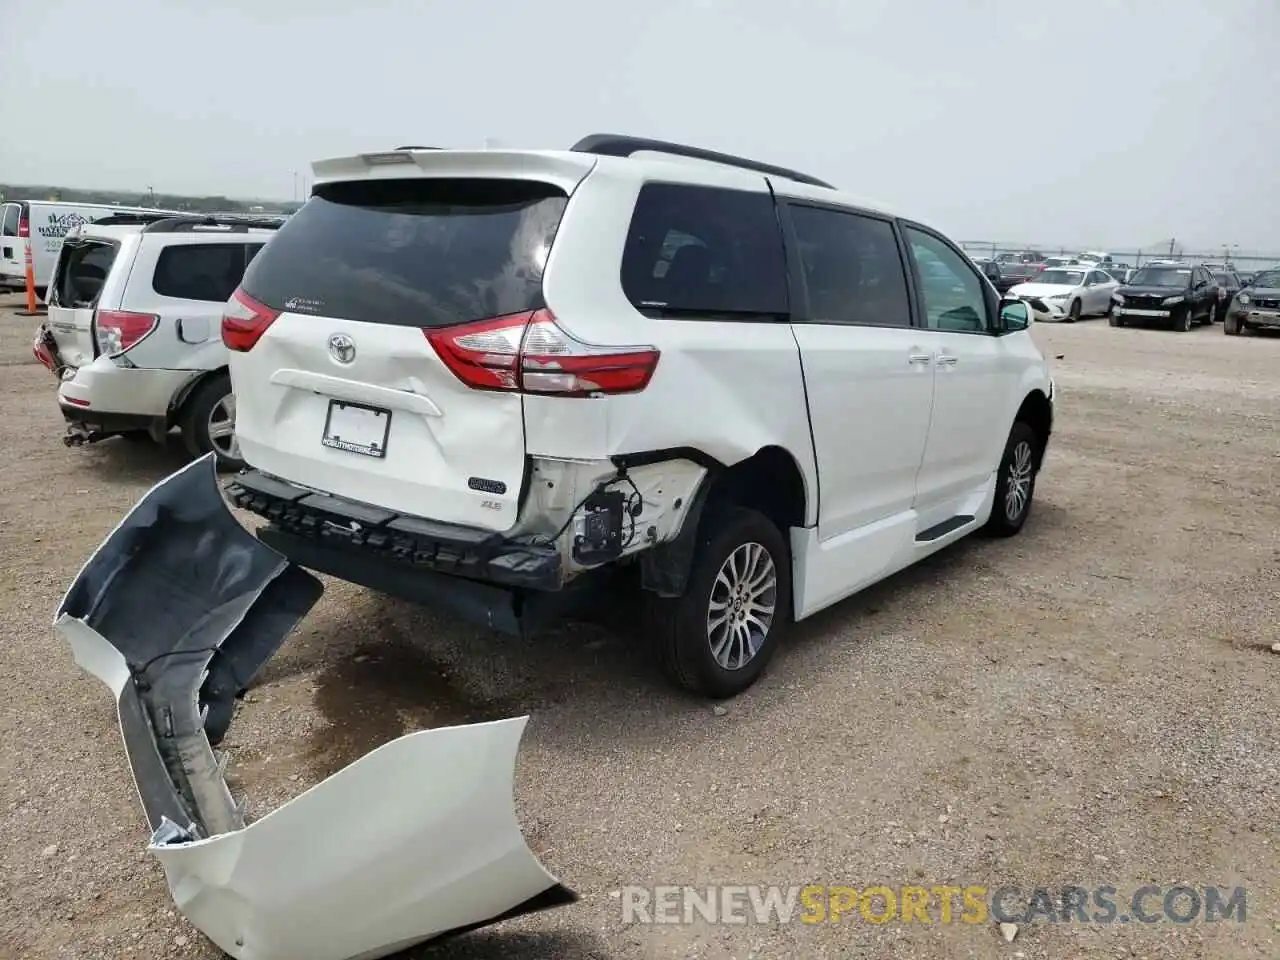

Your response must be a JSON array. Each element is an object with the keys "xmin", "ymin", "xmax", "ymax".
[{"xmin": 0, "ymin": 183, "xmax": 303, "ymax": 215}]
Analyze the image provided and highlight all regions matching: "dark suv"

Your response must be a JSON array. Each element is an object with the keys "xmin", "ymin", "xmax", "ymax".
[{"xmin": 1110, "ymin": 263, "xmax": 1219, "ymax": 332}]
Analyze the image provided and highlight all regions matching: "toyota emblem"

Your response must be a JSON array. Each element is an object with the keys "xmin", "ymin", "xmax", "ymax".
[{"xmin": 328, "ymin": 333, "xmax": 356, "ymax": 364}]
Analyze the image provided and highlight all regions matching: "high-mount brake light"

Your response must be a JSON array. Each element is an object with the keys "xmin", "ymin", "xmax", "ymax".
[
  {"xmin": 221, "ymin": 289, "xmax": 280, "ymax": 352},
  {"xmin": 95, "ymin": 310, "xmax": 159, "ymax": 357},
  {"xmin": 425, "ymin": 309, "xmax": 659, "ymax": 397}
]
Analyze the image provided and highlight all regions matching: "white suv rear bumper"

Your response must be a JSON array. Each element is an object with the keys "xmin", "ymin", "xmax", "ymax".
[{"xmin": 57, "ymin": 356, "xmax": 199, "ymax": 418}]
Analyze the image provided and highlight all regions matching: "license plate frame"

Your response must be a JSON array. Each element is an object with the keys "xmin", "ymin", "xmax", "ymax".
[
  {"xmin": 321, "ymin": 399, "xmax": 391, "ymax": 459},
  {"xmin": 1118, "ymin": 308, "xmax": 1169, "ymax": 317}
]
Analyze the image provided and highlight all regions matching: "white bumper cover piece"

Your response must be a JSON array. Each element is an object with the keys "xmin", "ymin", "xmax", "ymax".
[{"xmin": 54, "ymin": 454, "xmax": 574, "ymax": 960}]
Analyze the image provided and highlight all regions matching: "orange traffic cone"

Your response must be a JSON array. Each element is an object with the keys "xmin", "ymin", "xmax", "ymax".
[{"xmin": 18, "ymin": 238, "xmax": 43, "ymax": 316}]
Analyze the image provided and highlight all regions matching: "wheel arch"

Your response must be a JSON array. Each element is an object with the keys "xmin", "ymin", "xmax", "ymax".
[
  {"xmin": 168, "ymin": 366, "xmax": 230, "ymax": 424},
  {"xmin": 638, "ymin": 444, "xmax": 810, "ymax": 598},
  {"xmin": 1014, "ymin": 389, "xmax": 1052, "ymax": 471}
]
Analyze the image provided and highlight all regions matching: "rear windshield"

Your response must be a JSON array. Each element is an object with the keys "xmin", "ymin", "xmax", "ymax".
[
  {"xmin": 51, "ymin": 240, "xmax": 118, "ymax": 307},
  {"xmin": 1, "ymin": 205, "xmax": 18, "ymax": 237},
  {"xmin": 239, "ymin": 178, "xmax": 568, "ymax": 327}
]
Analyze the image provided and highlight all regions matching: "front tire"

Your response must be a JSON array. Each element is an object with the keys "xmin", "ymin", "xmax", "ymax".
[
  {"xmin": 1224, "ymin": 313, "xmax": 1239, "ymax": 335},
  {"xmin": 985, "ymin": 422, "xmax": 1039, "ymax": 537},
  {"xmin": 1066, "ymin": 299, "xmax": 1081, "ymax": 323},
  {"xmin": 650, "ymin": 506, "xmax": 790, "ymax": 698},
  {"xmin": 180, "ymin": 373, "xmax": 244, "ymax": 471},
  {"xmin": 1175, "ymin": 307, "xmax": 1193, "ymax": 332}
]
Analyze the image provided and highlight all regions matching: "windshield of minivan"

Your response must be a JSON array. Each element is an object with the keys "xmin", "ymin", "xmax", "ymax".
[
  {"xmin": 240, "ymin": 178, "xmax": 569, "ymax": 328},
  {"xmin": 1036, "ymin": 269, "xmax": 1084, "ymax": 286},
  {"xmin": 1127, "ymin": 267, "xmax": 1189, "ymax": 287}
]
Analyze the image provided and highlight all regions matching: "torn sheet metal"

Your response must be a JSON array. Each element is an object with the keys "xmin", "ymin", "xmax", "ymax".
[{"xmin": 55, "ymin": 454, "xmax": 575, "ymax": 960}]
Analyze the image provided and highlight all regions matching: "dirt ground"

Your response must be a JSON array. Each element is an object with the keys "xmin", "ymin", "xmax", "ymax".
[{"xmin": 0, "ymin": 292, "xmax": 1276, "ymax": 960}]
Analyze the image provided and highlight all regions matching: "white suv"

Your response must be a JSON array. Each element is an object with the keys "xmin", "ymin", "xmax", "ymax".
[
  {"xmin": 220, "ymin": 135, "xmax": 1054, "ymax": 698},
  {"xmin": 37, "ymin": 214, "xmax": 284, "ymax": 468}
]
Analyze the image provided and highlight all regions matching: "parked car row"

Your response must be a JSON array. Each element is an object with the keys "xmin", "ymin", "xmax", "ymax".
[{"xmin": 991, "ymin": 254, "xmax": 1280, "ymax": 334}]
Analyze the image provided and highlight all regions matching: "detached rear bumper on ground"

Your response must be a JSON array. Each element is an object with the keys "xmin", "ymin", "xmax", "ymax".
[{"xmin": 54, "ymin": 454, "xmax": 575, "ymax": 960}]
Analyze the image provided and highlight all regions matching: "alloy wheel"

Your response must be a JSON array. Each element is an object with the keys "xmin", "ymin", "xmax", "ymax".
[{"xmin": 707, "ymin": 542, "xmax": 777, "ymax": 671}]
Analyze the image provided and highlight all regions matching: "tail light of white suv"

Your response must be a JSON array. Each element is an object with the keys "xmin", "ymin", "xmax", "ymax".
[
  {"xmin": 426, "ymin": 308, "xmax": 660, "ymax": 396},
  {"xmin": 95, "ymin": 310, "xmax": 159, "ymax": 357}
]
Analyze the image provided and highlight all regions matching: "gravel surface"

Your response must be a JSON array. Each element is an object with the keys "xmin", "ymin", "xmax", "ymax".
[{"xmin": 0, "ymin": 293, "xmax": 1276, "ymax": 959}]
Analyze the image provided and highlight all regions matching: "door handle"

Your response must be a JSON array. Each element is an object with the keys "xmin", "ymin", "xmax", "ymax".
[
  {"xmin": 936, "ymin": 354, "xmax": 958, "ymax": 366},
  {"xmin": 908, "ymin": 353, "xmax": 933, "ymax": 365}
]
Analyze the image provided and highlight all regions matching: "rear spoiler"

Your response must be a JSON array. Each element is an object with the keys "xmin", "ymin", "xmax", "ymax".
[{"xmin": 309, "ymin": 149, "xmax": 598, "ymax": 193}]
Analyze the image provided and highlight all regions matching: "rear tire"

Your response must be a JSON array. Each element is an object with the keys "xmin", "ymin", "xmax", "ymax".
[
  {"xmin": 180, "ymin": 373, "xmax": 244, "ymax": 471},
  {"xmin": 649, "ymin": 506, "xmax": 790, "ymax": 699},
  {"xmin": 985, "ymin": 422, "xmax": 1039, "ymax": 538}
]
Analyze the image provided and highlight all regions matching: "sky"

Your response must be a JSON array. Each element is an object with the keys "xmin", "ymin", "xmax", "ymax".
[{"xmin": 2, "ymin": 0, "xmax": 1277, "ymax": 252}]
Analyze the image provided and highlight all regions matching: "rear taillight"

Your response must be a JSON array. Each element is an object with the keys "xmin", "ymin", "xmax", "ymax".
[
  {"xmin": 222, "ymin": 288, "xmax": 280, "ymax": 352},
  {"xmin": 425, "ymin": 308, "xmax": 659, "ymax": 397},
  {"xmin": 17, "ymin": 215, "xmax": 28, "ymax": 238},
  {"xmin": 95, "ymin": 310, "xmax": 159, "ymax": 356}
]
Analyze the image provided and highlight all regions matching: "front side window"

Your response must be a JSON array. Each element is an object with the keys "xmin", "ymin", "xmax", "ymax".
[
  {"xmin": 788, "ymin": 205, "xmax": 911, "ymax": 327},
  {"xmin": 904, "ymin": 227, "xmax": 988, "ymax": 333},
  {"xmin": 620, "ymin": 183, "xmax": 788, "ymax": 318}
]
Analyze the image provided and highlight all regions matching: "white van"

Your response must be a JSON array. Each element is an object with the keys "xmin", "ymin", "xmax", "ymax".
[
  {"xmin": 0, "ymin": 203, "xmax": 22, "ymax": 290},
  {"xmin": 15, "ymin": 200, "xmax": 184, "ymax": 299}
]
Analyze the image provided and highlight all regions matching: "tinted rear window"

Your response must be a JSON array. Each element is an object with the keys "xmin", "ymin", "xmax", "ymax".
[
  {"xmin": 1, "ymin": 205, "xmax": 18, "ymax": 237},
  {"xmin": 620, "ymin": 183, "xmax": 788, "ymax": 317},
  {"xmin": 240, "ymin": 179, "xmax": 568, "ymax": 328},
  {"xmin": 154, "ymin": 243, "xmax": 251, "ymax": 302},
  {"xmin": 53, "ymin": 240, "xmax": 118, "ymax": 307}
]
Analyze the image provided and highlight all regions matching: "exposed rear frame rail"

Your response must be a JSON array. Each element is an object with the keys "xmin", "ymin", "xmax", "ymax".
[{"xmin": 570, "ymin": 133, "xmax": 835, "ymax": 189}]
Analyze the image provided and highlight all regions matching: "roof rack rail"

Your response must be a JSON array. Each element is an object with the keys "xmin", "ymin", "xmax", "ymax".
[
  {"xmin": 393, "ymin": 145, "xmax": 440, "ymax": 150},
  {"xmin": 570, "ymin": 133, "xmax": 835, "ymax": 189},
  {"xmin": 89, "ymin": 211, "xmax": 186, "ymax": 227},
  {"xmin": 142, "ymin": 214, "xmax": 287, "ymax": 234}
]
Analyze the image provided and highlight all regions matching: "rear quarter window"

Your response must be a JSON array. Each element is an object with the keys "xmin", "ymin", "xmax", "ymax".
[
  {"xmin": 620, "ymin": 183, "xmax": 788, "ymax": 318},
  {"xmin": 152, "ymin": 244, "xmax": 251, "ymax": 302},
  {"xmin": 240, "ymin": 178, "xmax": 568, "ymax": 328}
]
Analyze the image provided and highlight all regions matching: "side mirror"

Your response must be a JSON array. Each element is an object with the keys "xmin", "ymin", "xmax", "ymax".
[{"xmin": 998, "ymin": 298, "xmax": 1029, "ymax": 332}]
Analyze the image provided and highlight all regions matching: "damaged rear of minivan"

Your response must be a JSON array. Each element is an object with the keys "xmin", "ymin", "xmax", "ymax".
[{"xmin": 221, "ymin": 149, "xmax": 707, "ymax": 634}]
